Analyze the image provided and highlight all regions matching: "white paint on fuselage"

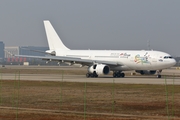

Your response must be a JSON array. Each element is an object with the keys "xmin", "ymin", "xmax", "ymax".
[
  {"xmin": 55, "ymin": 49, "xmax": 176, "ymax": 71},
  {"xmin": 43, "ymin": 21, "xmax": 176, "ymax": 73}
]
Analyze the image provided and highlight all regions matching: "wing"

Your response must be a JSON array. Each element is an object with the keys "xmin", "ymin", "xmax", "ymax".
[{"xmin": 15, "ymin": 55, "xmax": 122, "ymax": 66}]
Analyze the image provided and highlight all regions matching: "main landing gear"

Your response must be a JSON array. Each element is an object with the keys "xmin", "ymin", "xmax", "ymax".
[
  {"xmin": 86, "ymin": 72, "xmax": 98, "ymax": 78},
  {"xmin": 86, "ymin": 71, "xmax": 126, "ymax": 78},
  {"xmin": 113, "ymin": 71, "xmax": 125, "ymax": 78}
]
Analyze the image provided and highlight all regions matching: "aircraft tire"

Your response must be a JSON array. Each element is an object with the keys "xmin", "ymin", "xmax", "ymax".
[
  {"xmin": 121, "ymin": 73, "xmax": 125, "ymax": 78},
  {"xmin": 94, "ymin": 74, "xmax": 98, "ymax": 77},
  {"xmin": 113, "ymin": 73, "xmax": 117, "ymax": 77},
  {"xmin": 90, "ymin": 74, "xmax": 94, "ymax": 77},
  {"xmin": 157, "ymin": 75, "xmax": 161, "ymax": 78},
  {"xmin": 86, "ymin": 73, "xmax": 90, "ymax": 78},
  {"xmin": 117, "ymin": 73, "xmax": 121, "ymax": 77}
]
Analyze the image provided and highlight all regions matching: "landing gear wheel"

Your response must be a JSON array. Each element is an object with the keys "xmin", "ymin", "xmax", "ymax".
[
  {"xmin": 86, "ymin": 73, "xmax": 99, "ymax": 78},
  {"xmin": 86, "ymin": 73, "xmax": 90, "ymax": 78},
  {"xmin": 113, "ymin": 73, "xmax": 117, "ymax": 77},
  {"xmin": 157, "ymin": 75, "xmax": 161, "ymax": 78},
  {"xmin": 113, "ymin": 71, "xmax": 125, "ymax": 78},
  {"xmin": 92, "ymin": 72, "xmax": 98, "ymax": 78},
  {"xmin": 121, "ymin": 73, "xmax": 125, "ymax": 78},
  {"xmin": 95, "ymin": 74, "xmax": 98, "ymax": 78},
  {"xmin": 157, "ymin": 70, "xmax": 162, "ymax": 78},
  {"xmin": 91, "ymin": 74, "xmax": 95, "ymax": 77},
  {"xmin": 117, "ymin": 73, "xmax": 121, "ymax": 77}
]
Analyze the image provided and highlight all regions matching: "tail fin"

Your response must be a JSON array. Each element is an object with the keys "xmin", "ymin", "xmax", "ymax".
[{"xmin": 43, "ymin": 20, "xmax": 70, "ymax": 50}]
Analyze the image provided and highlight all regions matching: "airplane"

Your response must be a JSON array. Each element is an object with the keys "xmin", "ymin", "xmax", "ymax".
[{"xmin": 15, "ymin": 20, "xmax": 176, "ymax": 78}]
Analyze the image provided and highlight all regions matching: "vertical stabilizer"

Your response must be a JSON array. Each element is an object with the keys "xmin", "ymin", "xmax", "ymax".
[{"xmin": 44, "ymin": 20, "xmax": 70, "ymax": 50}]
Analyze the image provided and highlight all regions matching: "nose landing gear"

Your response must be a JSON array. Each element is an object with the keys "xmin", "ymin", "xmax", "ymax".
[{"xmin": 157, "ymin": 70, "xmax": 162, "ymax": 78}]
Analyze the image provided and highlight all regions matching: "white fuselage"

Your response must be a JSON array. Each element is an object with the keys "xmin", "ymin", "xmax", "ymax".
[{"xmin": 55, "ymin": 49, "xmax": 176, "ymax": 71}]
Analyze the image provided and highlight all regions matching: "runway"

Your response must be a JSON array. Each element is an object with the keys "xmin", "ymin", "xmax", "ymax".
[
  {"xmin": 1, "ymin": 65, "xmax": 180, "ymax": 85},
  {"xmin": 1, "ymin": 73, "xmax": 180, "ymax": 85}
]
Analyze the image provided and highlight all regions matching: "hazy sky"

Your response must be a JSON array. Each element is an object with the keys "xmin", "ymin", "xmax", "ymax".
[{"xmin": 0, "ymin": 0, "xmax": 180, "ymax": 56}]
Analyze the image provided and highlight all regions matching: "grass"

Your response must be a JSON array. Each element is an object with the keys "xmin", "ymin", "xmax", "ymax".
[
  {"xmin": 0, "ymin": 80, "xmax": 180, "ymax": 120},
  {"xmin": 0, "ymin": 66, "xmax": 179, "ymax": 119}
]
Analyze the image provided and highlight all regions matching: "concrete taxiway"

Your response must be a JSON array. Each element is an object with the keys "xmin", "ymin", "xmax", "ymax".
[
  {"xmin": 1, "ymin": 65, "xmax": 180, "ymax": 85},
  {"xmin": 1, "ymin": 73, "xmax": 180, "ymax": 85}
]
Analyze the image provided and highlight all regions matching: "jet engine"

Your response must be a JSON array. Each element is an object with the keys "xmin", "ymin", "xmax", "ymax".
[
  {"xmin": 88, "ymin": 64, "xmax": 110, "ymax": 75},
  {"xmin": 135, "ymin": 70, "xmax": 156, "ymax": 75}
]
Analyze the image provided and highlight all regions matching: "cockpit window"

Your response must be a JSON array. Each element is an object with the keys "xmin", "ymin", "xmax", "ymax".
[{"xmin": 164, "ymin": 56, "xmax": 173, "ymax": 59}]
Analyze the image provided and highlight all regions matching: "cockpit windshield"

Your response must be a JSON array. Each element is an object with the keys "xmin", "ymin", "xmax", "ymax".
[{"xmin": 164, "ymin": 56, "xmax": 173, "ymax": 59}]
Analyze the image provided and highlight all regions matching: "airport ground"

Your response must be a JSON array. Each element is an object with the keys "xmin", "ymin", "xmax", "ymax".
[{"xmin": 0, "ymin": 65, "xmax": 180, "ymax": 120}]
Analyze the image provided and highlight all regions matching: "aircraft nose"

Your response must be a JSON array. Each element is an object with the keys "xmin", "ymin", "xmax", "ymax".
[{"xmin": 171, "ymin": 59, "xmax": 176, "ymax": 66}]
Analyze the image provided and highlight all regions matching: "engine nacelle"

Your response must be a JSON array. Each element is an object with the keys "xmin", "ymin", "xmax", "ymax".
[
  {"xmin": 135, "ymin": 70, "xmax": 156, "ymax": 75},
  {"xmin": 88, "ymin": 64, "xmax": 110, "ymax": 75}
]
